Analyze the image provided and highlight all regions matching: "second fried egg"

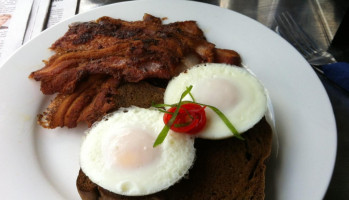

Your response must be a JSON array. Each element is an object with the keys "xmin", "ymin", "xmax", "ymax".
[{"xmin": 164, "ymin": 63, "xmax": 267, "ymax": 139}]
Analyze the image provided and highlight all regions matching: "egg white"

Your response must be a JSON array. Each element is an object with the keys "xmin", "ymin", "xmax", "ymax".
[
  {"xmin": 80, "ymin": 107, "xmax": 195, "ymax": 196},
  {"xmin": 164, "ymin": 63, "xmax": 267, "ymax": 139}
]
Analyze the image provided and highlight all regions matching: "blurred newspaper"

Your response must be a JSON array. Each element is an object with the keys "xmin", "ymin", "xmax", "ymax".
[
  {"xmin": 0, "ymin": 0, "xmax": 33, "ymax": 65},
  {"xmin": 46, "ymin": 0, "xmax": 78, "ymax": 28},
  {"xmin": 0, "ymin": 0, "xmax": 78, "ymax": 66}
]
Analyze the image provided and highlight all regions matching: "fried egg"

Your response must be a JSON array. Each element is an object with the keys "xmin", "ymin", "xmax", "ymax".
[
  {"xmin": 80, "ymin": 107, "xmax": 195, "ymax": 196},
  {"xmin": 164, "ymin": 63, "xmax": 267, "ymax": 139}
]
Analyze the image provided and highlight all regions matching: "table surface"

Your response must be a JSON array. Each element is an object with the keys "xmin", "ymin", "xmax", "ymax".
[{"xmin": 77, "ymin": 0, "xmax": 348, "ymax": 199}]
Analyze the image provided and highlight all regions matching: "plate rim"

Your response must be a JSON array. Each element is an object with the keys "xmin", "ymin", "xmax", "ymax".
[{"xmin": 0, "ymin": 0, "xmax": 337, "ymax": 199}]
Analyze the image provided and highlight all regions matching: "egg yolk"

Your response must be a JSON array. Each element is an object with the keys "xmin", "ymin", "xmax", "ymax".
[
  {"xmin": 191, "ymin": 78, "xmax": 240, "ymax": 111},
  {"xmin": 102, "ymin": 128, "xmax": 161, "ymax": 170}
]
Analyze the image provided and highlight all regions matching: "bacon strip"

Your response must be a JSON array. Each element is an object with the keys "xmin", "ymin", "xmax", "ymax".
[{"xmin": 38, "ymin": 75, "xmax": 119, "ymax": 128}]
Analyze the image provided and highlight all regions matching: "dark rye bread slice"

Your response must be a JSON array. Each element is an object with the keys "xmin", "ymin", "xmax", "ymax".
[
  {"xmin": 77, "ymin": 117, "xmax": 272, "ymax": 200},
  {"xmin": 113, "ymin": 81, "xmax": 165, "ymax": 109}
]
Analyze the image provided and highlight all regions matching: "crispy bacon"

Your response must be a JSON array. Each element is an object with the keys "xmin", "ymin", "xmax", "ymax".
[
  {"xmin": 38, "ymin": 77, "xmax": 165, "ymax": 129},
  {"xmin": 50, "ymin": 14, "xmax": 206, "ymax": 53},
  {"xmin": 38, "ymin": 75, "xmax": 119, "ymax": 128},
  {"xmin": 31, "ymin": 14, "xmax": 241, "ymax": 129}
]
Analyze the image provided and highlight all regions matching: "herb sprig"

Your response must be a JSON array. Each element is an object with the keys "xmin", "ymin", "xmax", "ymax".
[{"xmin": 152, "ymin": 85, "xmax": 243, "ymax": 147}]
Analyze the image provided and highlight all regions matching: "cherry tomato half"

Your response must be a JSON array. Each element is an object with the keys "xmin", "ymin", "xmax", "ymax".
[{"xmin": 163, "ymin": 103, "xmax": 206, "ymax": 134}]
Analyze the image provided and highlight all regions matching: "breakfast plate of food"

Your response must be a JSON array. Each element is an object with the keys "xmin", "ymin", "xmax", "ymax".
[{"xmin": 0, "ymin": 0, "xmax": 336, "ymax": 199}]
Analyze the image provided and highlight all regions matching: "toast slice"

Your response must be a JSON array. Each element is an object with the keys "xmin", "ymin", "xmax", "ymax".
[{"xmin": 77, "ymin": 117, "xmax": 272, "ymax": 200}]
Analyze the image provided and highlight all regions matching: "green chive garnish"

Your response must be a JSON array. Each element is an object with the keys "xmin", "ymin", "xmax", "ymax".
[
  {"xmin": 152, "ymin": 85, "xmax": 243, "ymax": 147},
  {"xmin": 198, "ymin": 103, "xmax": 244, "ymax": 140},
  {"xmin": 153, "ymin": 86, "xmax": 193, "ymax": 147}
]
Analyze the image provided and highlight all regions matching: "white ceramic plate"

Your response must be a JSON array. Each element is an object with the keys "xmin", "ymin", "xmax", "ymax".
[{"xmin": 0, "ymin": 0, "xmax": 336, "ymax": 199}]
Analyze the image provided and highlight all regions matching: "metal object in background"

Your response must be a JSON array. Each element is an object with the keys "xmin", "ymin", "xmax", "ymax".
[
  {"xmin": 275, "ymin": 12, "xmax": 336, "ymax": 67},
  {"xmin": 275, "ymin": 11, "xmax": 349, "ymax": 92}
]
